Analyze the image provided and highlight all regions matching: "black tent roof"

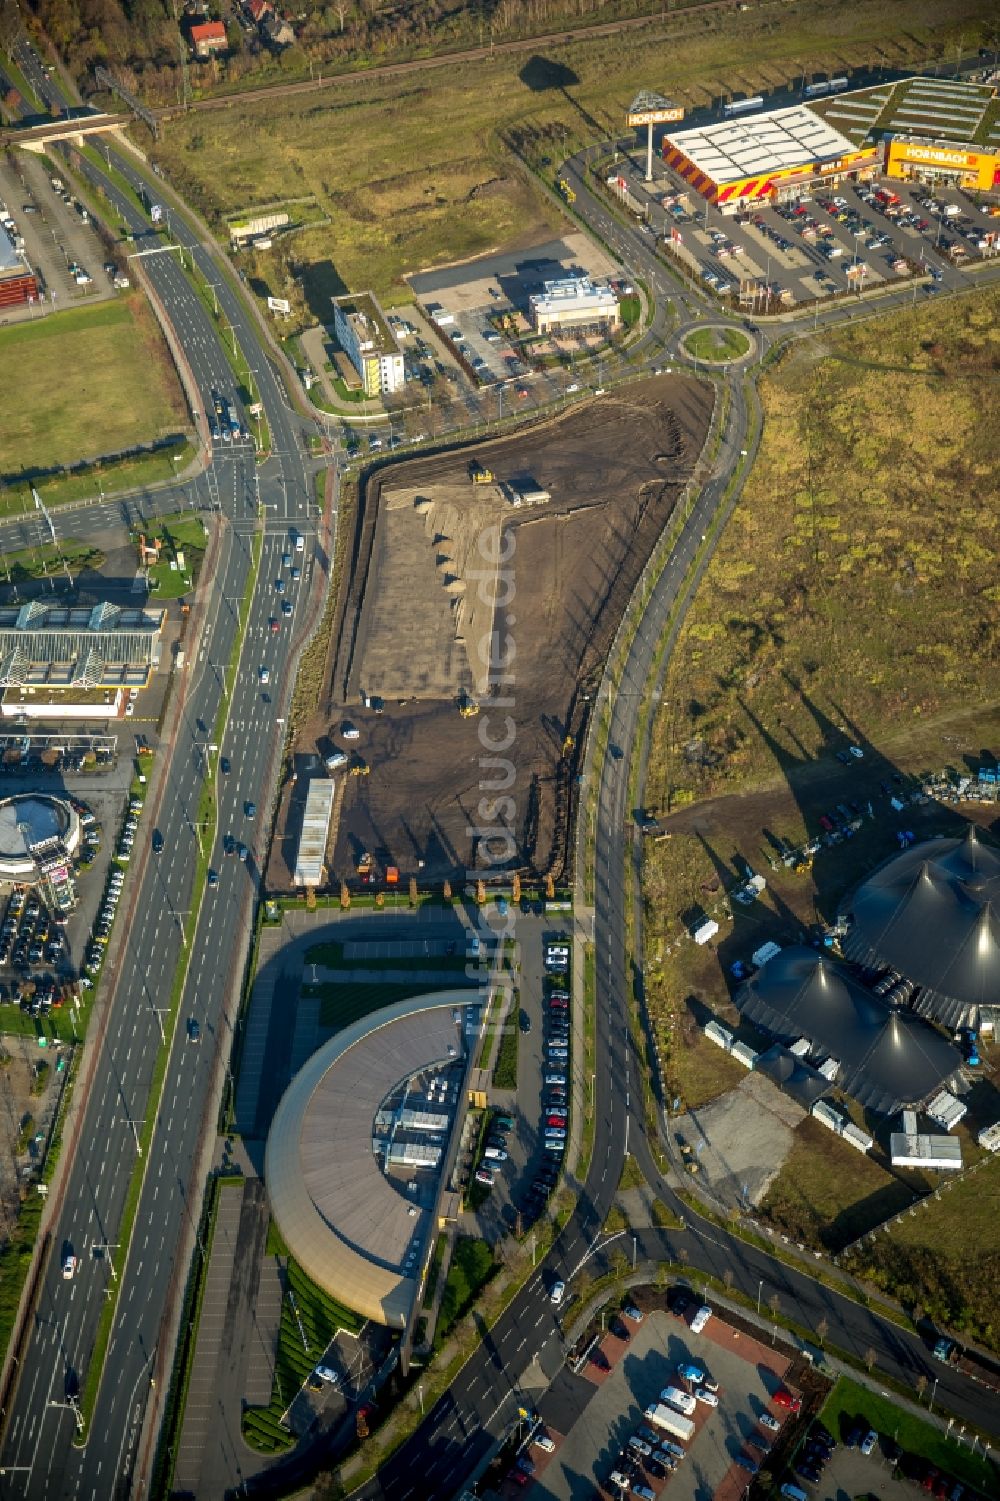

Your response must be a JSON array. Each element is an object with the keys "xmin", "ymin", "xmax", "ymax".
[
  {"xmin": 842, "ymin": 827, "xmax": 1000, "ymax": 1030},
  {"xmin": 737, "ymin": 947, "xmax": 965, "ymax": 1115},
  {"xmin": 754, "ymin": 1044, "xmax": 832, "ymax": 1112}
]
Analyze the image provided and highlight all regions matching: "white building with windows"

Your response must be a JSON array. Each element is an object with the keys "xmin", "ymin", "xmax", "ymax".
[
  {"xmin": 529, "ymin": 275, "xmax": 620, "ymax": 335},
  {"xmin": 331, "ymin": 291, "xmax": 405, "ymax": 396}
]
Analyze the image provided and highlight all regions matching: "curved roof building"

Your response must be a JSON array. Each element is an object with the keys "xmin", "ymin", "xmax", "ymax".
[
  {"xmin": 0, "ymin": 793, "xmax": 79, "ymax": 881},
  {"xmin": 265, "ymin": 991, "xmax": 476, "ymax": 1329},
  {"xmin": 737, "ymin": 947, "xmax": 965, "ymax": 1115},
  {"xmin": 842, "ymin": 827, "xmax": 1000, "ymax": 1030}
]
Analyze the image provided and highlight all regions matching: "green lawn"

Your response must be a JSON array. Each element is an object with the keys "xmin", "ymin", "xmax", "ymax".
[
  {"xmin": 1, "ymin": 540, "xmax": 105, "ymax": 586},
  {"xmin": 242, "ymin": 1256, "xmax": 364, "ymax": 1453},
  {"xmin": 136, "ymin": 514, "xmax": 208, "ymax": 600},
  {"xmin": 306, "ymin": 978, "xmax": 452, "ymax": 1030},
  {"xmin": 434, "ymin": 1236, "xmax": 497, "ymax": 1349},
  {"xmin": 0, "ymin": 299, "xmax": 188, "ymax": 481},
  {"xmin": 683, "ymin": 327, "xmax": 750, "ymax": 362},
  {"xmin": 819, "ymin": 1376, "xmax": 1000, "ymax": 1492},
  {"xmin": 492, "ymin": 1017, "xmax": 518, "ymax": 1090}
]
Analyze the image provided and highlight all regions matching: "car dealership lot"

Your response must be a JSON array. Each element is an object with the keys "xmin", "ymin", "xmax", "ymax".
[{"xmin": 532, "ymin": 1307, "xmax": 798, "ymax": 1501}]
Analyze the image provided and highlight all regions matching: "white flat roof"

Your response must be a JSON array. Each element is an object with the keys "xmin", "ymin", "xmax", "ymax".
[
  {"xmin": 294, "ymin": 778, "xmax": 335, "ymax": 886},
  {"xmin": 666, "ymin": 104, "xmax": 862, "ymax": 184}
]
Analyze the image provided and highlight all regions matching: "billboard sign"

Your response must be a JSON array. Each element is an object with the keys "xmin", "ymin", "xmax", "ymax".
[
  {"xmin": 267, "ymin": 296, "xmax": 292, "ymax": 315},
  {"xmin": 627, "ymin": 89, "xmax": 684, "ymax": 128},
  {"xmin": 627, "ymin": 104, "xmax": 685, "ymax": 126}
]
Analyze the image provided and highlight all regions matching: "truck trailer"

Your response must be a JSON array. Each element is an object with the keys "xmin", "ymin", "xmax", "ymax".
[{"xmin": 644, "ymin": 1403, "xmax": 695, "ymax": 1443}]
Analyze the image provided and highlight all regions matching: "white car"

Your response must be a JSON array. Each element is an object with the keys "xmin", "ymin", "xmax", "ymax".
[
  {"xmin": 532, "ymin": 1432, "xmax": 555, "ymax": 1452},
  {"xmin": 860, "ymin": 1430, "xmax": 878, "ymax": 1456},
  {"xmin": 760, "ymin": 1413, "xmax": 781, "ymax": 1433},
  {"xmin": 62, "ymin": 1253, "xmax": 77, "ymax": 1280},
  {"xmin": 695, "ymin": 1387, "xmax": 719, "ymax": 1407},
  {"xmin": 549, "ymin": 1280, "xmax": 565, "ymax": 1306},
  {"xmin": 690, "ymin": 1304, "xmax": 712, "ymax": 1334},
  {"xmin": 259, "ymin": 666, "xmax": 270, "ymax": 684},
  {"xmin": 325, "ymin": 750, "xmax": 349, "ymax": 771},
  {"xmin": 341, "ymin": 722, "xmax": 360, "ymax": 741}
]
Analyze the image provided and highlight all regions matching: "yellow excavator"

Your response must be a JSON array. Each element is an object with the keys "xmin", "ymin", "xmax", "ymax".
[{"xmin": 458, "ymin": 692, "xmax": 479, "ymax": 719}]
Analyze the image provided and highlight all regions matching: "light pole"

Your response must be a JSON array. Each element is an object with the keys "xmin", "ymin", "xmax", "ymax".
[
  {"xmin": 632, "ymin": 1235, "xmax": 637, "ymax": 1271},
  {"xmin": 929, "ymin": 1376, "xmax": 939, "ymax": 1413},
  {"xmin": 757, "ymin": 1279, "xmax": 763, "ymax": 1315}
]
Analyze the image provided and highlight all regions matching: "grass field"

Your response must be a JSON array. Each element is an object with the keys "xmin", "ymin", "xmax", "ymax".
[
  {"xmin": 760, "ymin": 1117, "xmax": 919, "ymax": 1253},
  {"xmin": 683, "ymin": 328, "xmax": 750, "ymax": 362},
  {"xmin": 0, "ymin": 298, "xmax": 188, "ymax": 479},
  {"xmin": 151, "ymin": 0, "xmax": 993, "ymax": 312},
  {"xmin": 819, "ymin": 1376, "xmax": 999, "ymax": 1492},
  {"xmin": 845, "ymin": 1153, "xmax": 1000, "ymax": 1353},
  {"xmin": 647, "ymin": 290, "xmax": 1000, "ymax": 810}
]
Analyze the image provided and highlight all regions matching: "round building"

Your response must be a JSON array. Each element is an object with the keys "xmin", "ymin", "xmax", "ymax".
[{"xmin": 0, "ymin": 793, "xmax": 80, "ymax": 885}]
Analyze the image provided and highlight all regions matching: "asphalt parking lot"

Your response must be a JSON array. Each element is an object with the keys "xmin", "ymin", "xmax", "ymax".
[
  {"xmin": 533, "ymin": 1307, "xmax": 798, "ymax": 1501},
  {"xmin": 473, "ymin": 919, "xmax": 572, "ymax": 1239},
  {"xmin": 0, "ymin": 153, "xmax": 115, "ymax": 316},
  {"xmin": 610, "ymin": 152, "xmax": 998, "ymax": 309},
  {"xmin": 799, "ymin": 1444, "xmax": 927, "ymax": 1501}
]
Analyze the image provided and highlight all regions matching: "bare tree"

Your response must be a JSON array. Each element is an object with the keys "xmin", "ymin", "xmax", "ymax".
[
  {"xmin": 817, "ymin": 1316, "xmax": 829, "ymax": 1346},
  {"xmin": 723, "ymin": 1267, "xmax": 734, "ymax": 1292},
  {"xmin": 864, "ymin": 1346, "xmax": 878, "ymax": 1373},
  {"xmin": 915, "ymin": 1373, "xmax": 928, "ymax": 1401}
]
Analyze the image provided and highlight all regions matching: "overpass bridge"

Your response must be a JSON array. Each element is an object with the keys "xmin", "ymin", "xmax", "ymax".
[{"xmin": 0, "ymin": 111, "xmax": 129, "ymax": 152}]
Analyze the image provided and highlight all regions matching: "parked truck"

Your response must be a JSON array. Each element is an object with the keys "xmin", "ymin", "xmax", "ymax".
[
  {"xmin": 644, "ymin": 1403, "xmax": 695, "ymax": 1444},
  {"xmin": 932, "ymin": 1338, "xmax": 1000, "ymax": 1393}
]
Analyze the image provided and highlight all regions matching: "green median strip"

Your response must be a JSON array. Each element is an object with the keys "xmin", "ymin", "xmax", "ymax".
[{"xmin": 75, "ymin": 520, "xmax": 263, "ymax": 1440}]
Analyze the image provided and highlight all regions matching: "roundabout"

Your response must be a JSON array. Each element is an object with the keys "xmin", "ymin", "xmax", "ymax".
[{"xmin": 681, "ymin": 324, "xmax": 754, "ymax": 364}]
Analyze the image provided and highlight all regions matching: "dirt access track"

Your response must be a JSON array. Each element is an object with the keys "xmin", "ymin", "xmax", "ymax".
[{"xmin": 274, "ymin": 375, "xmax": 713, "ymax": 888}]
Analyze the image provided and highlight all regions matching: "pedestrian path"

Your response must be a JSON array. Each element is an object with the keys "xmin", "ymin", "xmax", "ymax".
[{"xmin": 173, "ymin": 1183, "xmax": 244, "ymax": 1495}]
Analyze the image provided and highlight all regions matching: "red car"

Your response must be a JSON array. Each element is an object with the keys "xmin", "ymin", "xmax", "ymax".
[
  {"xmin": 507, "ymin": 1467, "xmax": 529, "ymax": 1488},
  {"xmin": 548, "ymin": 997, "xmax": 569, "ymax": 1009},
  {"xmin": 269, "ymin": 617, "xmax": 279, "ymax": 633},
  {"xmin": 773, "ymin": 1389, "xmax": 802, "ymax": 1413},
  {"xmin": 546, "ymin": 1114, "xmax": 567, "ymax": 1127},
  {"xmin": 517, "ymin": 387, "xmax": 529, "ymax": 399}
]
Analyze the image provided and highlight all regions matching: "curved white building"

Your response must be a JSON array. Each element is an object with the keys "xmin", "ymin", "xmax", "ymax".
[{"xmin": 265, "ymin": 991, "xmax": 476, "ymax": 1328}]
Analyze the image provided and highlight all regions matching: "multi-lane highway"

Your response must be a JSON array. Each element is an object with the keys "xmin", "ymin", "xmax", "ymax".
[
  {"xmin": 0, "ymin": 37, "xmax": 328, "ymax": 1501},
  {"xmin": 1, "ymin": 31, "xmax": 998, "ymax": 1501}
]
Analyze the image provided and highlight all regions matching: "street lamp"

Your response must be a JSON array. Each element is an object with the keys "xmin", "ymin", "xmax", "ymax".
[{"xmin": 756, "ymin": 1279, "xmax": 764, "ymax": 1315}]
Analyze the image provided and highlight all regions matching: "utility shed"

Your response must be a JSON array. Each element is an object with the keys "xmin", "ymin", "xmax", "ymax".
[
  {"xmin": 890, "ymin": 1133, "xmax": 963, "ymax": 1170},
  {"xmin": 294, "ymin": 779, "xmax": 335, "ymax": 887}
]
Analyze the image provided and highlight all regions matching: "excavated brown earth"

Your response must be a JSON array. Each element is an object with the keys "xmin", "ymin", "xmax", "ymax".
[{"xmin": 269, "ymin": 373, "xmax": 713, "ymax": 889}]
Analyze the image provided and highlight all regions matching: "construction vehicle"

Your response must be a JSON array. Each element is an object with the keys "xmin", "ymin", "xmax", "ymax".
[
  {"xmin": 349, "ymin": 757, "xmax": 370, "ymax": 777},
  {"xmin": 557, "ymin": 177, "xmax": 576, "ymax": 205},
  {"xmin": 561, "ymin": 734, "xmax": 575, "ymax": 758},
  {"xmin": 469, "ymin": 461, "xmax": 494, "ymax": 485},
  {"xmin": 458, "ymin": 692, "xmax": 479, "ymax": 719},
  {"xmin": 356, "ymin": 852, "xmax": 373, "ymax": 877}
]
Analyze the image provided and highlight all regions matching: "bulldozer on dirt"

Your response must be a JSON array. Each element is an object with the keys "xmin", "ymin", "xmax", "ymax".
[
  {"xmin": 356, "ymin": 852, "xmax": 373, "ymax": 877},
  {"xmin": 561, "ymin": 733, "xmax": 575, "ymax": 758},
  {"xmin": 457, "ymin": 692, "xmax": 479, "ymax": 719},
  {"xmin": 469, "ymin": 461, "xmax": 494, "ymax": 485},
  {"xmin": 349, "ymin": 756, "xmax": 370, "ymax": 777}
]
